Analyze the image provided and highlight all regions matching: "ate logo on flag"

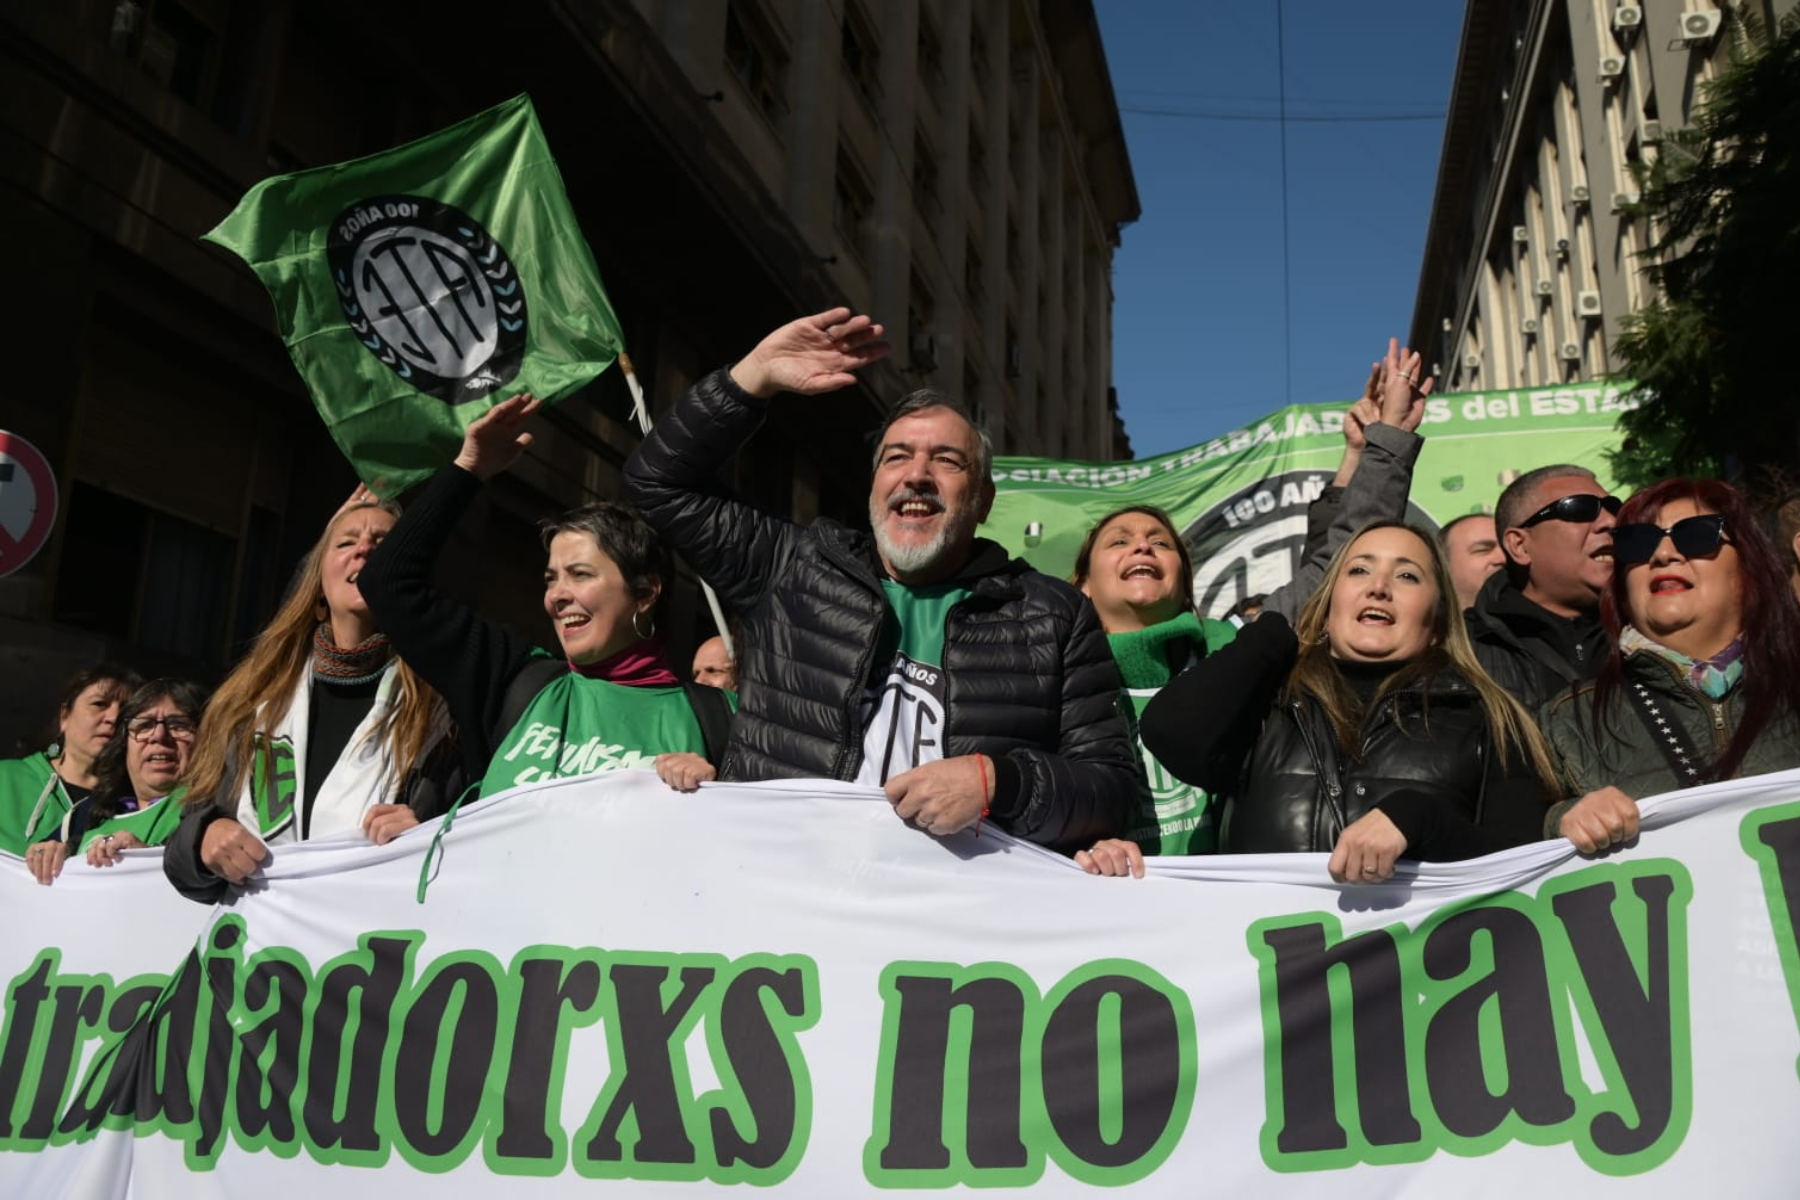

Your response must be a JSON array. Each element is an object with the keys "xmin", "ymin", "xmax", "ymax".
[{"xmin": 327, "ymin": 194, "xmax": 528, "ymax": 405}]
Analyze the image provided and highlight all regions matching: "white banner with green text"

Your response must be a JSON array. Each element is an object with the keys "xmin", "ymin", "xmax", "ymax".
[{"xmin": 1, "ymin": 766, "xmax": 1797, "ymax": 1196}]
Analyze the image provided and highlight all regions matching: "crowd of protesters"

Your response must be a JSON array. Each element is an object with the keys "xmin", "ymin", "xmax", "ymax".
[{"xmin": 6, "ymin": 306, "xmax": 1800, "ymax": 893}]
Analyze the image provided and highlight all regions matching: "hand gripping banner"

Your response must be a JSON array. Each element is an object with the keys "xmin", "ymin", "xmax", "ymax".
[{"xmin": 2, "ymin": 769, "xmax": 1798, "ymax": 1196}]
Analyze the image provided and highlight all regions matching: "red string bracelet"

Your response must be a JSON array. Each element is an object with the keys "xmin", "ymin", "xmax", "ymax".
[{"xmin": 975, "ymin": 754, "xmax": 991, "ymax": 837}]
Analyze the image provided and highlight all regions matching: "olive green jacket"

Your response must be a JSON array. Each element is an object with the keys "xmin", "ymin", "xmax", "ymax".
[{"xmin": 1541, "ymin": 649, "xmax": 1800, "ymax": 805}]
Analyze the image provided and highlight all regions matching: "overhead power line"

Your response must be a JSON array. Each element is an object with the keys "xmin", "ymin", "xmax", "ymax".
[{"xmin": 1120, "ymin": 106, "xmax": 1444, "ymax": 122}]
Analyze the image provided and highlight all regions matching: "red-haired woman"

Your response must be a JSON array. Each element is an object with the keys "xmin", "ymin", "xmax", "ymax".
[{"xmin": 1543, "ymin": 479, "xmax": 1800, "ymax": 850}]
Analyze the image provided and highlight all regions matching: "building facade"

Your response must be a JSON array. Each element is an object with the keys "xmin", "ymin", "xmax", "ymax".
[
  {"xmin": 1409, "ymin": 0, "xmax": 1793, "ymax": 392},
  {"xmin": 0, "ymin": 0, "xmax": 1136, "ymax": 742}
]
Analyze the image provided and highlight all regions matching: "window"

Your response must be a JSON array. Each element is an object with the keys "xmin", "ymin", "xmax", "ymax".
[
  {"xmin": 52, "ymin": 483, "xmax": 235, "ymax": 665},
  {"xmin": 834, "ymin": 148, "xmax": 874, "ymax": 264},
  {"xmin": 842, "ymin": 7, "xmax": 881, "ymax": 109},
  {"xmin": 726, "ymin": 2, "xmax": 787, "ymax": 122},
  {"xmin": 965, "ymin": 237, "xmax": 984, "ymax": 301},
  {"xmin": 913, "ymin": 132, "xmax": 939, "ymax": 215},
  {"xmin": 917, "ymin": 11, "xmax": 943, "ymax": 89}
]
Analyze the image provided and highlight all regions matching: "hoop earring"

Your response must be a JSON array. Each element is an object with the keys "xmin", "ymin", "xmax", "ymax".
[{"xmin": 632, "ymin": 609, "xmax": 655, "ymax": 640}]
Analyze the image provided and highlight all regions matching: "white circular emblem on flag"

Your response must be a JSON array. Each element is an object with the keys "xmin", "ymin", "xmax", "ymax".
[{"xmin": 327, "ymin": 195, "xmax": 527, "ymax": 404}]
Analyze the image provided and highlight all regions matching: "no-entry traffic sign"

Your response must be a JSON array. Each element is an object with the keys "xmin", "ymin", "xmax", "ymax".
[{"xmin": 0, "ymin": 431, "xmax": 59, "ymax": 578}]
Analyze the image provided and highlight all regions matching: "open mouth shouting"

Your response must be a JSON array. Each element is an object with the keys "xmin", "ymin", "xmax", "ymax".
[
  {"xmin": 887, "ymin": 490, "xmax": 945, "ymax": 524},
  {"xmin": 1648, "ymin": 573, "xmax": 1691, "ymax": 595},
  {"xmin": 1356, "ymin": 606, "xmax": 1395, "ymax": 625}
]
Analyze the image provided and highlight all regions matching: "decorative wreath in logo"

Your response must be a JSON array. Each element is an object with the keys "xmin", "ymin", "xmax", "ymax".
[{"xmin": 326, "ymin": 195, "xmax": 527, "ymax": 405}]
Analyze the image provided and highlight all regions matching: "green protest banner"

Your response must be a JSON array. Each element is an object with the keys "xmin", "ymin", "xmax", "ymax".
[
  {"xmin": 987, "ymin": 382, "xmax": 1635, "ymax": 617},
  {"xmin": 205, "ymin": 94, "xmax": 622, "ymax": 497}
]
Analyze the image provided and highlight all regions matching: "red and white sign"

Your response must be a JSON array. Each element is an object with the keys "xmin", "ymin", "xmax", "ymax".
[{"xmin": 0, "ymin": 431, "xmax": 58, "ymax": 577}]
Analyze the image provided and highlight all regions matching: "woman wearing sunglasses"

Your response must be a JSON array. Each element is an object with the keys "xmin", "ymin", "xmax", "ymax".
[{"xmin": 1542, "ymin": 479, "xmax": 1800, "ymax": 852}]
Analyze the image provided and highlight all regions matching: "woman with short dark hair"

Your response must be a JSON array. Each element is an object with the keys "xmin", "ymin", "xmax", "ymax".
[{"xmin": 357, "ymin": 393, "xmax": 733, "ymax": 802}]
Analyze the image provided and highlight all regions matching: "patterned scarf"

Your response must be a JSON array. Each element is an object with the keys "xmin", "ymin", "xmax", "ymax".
[
  {"xmin": 1619, "ymin": 625, "xmax": 1746, "ymax": 700},
  {"xmin": 311, "ymin": 624, "xmax": 394, "ymax": 685}
]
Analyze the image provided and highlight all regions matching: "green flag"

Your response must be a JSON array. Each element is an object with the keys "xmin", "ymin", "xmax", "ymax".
[
  {"xmin": 204, "ymin": 94, "xmax": 622, "ymax": 497},
  {"xmin": 986, "ymin": 381, "xmax": 1636, "ymax": 617}
]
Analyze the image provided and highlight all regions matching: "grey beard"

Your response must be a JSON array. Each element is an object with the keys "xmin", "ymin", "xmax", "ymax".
[{"xmin": 870, "ymin": 501, "xmax": 973, "ymax": 577}]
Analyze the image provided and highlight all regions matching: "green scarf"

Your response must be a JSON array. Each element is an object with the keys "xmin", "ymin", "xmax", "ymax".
[{"xmin": 1107, "ymin": 612, "xmax": 1237, "ymax": 856}]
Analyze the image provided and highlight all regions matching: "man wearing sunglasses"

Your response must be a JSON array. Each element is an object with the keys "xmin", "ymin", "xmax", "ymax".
[{"xmin": 1466, "ymin": 465, "xmax": 1621, "ymax": 709}]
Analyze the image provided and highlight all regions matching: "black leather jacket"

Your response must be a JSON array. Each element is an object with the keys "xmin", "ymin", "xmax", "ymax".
[
  {"xmin": 1142, "ymin": 613, "xmax": 1550, "ymax": 858},
  {"xmin": 624, "ymin": 368, "xmax": 1137, "ymax": 852}
]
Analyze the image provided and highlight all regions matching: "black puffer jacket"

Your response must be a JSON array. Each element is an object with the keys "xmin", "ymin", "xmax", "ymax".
[
  {"xmin": 1142, "ymin": 613, "xmax": 1550, "ymax": 858},
  {"xmin": 1466, "ymin": 570, "xmax": 1608, "ymax": 711},
  {"xmin": 624, "ymin": 368, "xmax": 1137, "ymax": 851}
]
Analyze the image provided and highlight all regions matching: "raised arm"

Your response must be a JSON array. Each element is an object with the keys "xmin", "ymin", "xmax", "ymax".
[
  {"xmin": 1265, "ymin": 339, "xmax": 1429, "ymax": 621},
  {"xmin": 1140, "ymin": 609, "xmax": 1299, "ymax": 791},
  {"xmin": 357, "ymin": 396, "xmax": 543, "ymax": 768},
  {"xmin": 625, "ymin": 309, "xmax": 891, "ymax": 614}
]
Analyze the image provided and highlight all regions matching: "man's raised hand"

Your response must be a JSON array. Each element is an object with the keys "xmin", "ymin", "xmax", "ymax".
[{"xmin": 730, "ymin": 308, "xmax": 892, "ymax": 400}]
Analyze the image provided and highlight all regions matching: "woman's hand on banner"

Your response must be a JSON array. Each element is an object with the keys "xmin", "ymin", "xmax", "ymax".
[
  {"xmin": 1076, "ymin": 838, "xmax": 1146, "ymax": 878},
  {"xmin": 455, "ymin": 392, "xmax": 542, "ymax": 481},
  {"xmin": 86, "ymin": 830, "xmax": 145, "ymax": 868},
  {"xmin": 1328, "ymin": 808, "xmax": 1407, "ymax": 883},
  {"xmin": 363, "ymin": 804, "xmax": 421, "ymax": 846},
  {"xmin": 201, "ymin": 817, "xmax": 269, "ymax": 884},
  {"xmin": 654, "ymin": 752, "xmax": 716, "ymax": 793},
  {"xmin": 1557, "ymin": 785, "xmax": 1641, "ymax": 854},
  {"xmin": 729, "ymin": 308, "xmax": 892, "ymax": 399},
  {"xmin": 25, "ymin": 839, "xmax": 66, "ymax": 886}
]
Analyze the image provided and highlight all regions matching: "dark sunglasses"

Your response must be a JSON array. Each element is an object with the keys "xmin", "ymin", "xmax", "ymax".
[
  {"xmin": 1612, "ymin": 514, "xmax": 1729, "ymax": 566},
  {"xmin": 1518, "ymin": 493, "xmax": 1623, "ymax": 528}
]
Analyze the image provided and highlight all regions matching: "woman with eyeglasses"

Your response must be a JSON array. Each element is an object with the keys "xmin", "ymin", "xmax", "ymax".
[
  {"xmin": 164, "ymin": 491, "xmax": 460, "ymax": 903},
  {"xmin": 1541, "ymin": 479, "xmax": 1800, "ymax": 852},
  {"xmin": 50, "ymin": 679, "xmax": 210, "ymax": 879},
  {"xmin": 5, "ymin": 663, "xmax": 139, "ymax": 876}
]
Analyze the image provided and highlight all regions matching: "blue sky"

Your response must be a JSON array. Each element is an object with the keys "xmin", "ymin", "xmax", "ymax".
[{"xmin": 1094, "ymin": 0, "xmax": 1467, "ymax": 458}]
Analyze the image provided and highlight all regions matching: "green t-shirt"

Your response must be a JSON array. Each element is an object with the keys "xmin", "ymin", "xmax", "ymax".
[
  {"xmin": 78, "ymin": 788, "xmax": 186, "ymax": 851},
  {"xmin": 0, "ymin": 753, "xmax": 73, "ymax": 854},
  {"xmin": 481, "ymin": 670, "xmax": 716, "ymax": 797},
  {"xmin": 855, "ymin": 580, "xmax": 972, "ymax": 785},
  {"xmin": 1108, "ymin": 613, "xmax": 1238, "ymax": 856}
]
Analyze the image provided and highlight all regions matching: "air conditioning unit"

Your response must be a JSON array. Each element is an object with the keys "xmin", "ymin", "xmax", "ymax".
[
  {"xmin": 1521, "ymin": 318, "xmax": 1540, "ymax": 336},
  {"xmin": 1535, "ymin": 280, "xmax": 1555, "ymax": 296},
  {"xmin": 1561, "ymin": 343, "xmax": 1583, "ymax": 362},
  {"xmin": 1642, "ymin": 119, "xmax": 1663, "ymax": 144},
  {"xmin": 1599, "ymin": 56, "xmax": 1626, "ymax": 80},
  {"xmin": 1681, "ymin": 9, "xmax": 1722, "ymax": 43},
  {"xmin": 1611, "ymin": 190, "xmax": 1638, "ymax": 213},
  {"xmin": 1512, "ymin": 225, "xmax": 1530, "ymax": 243},
  {"xmin": 910, "ymin": 332, "xmax": 939, "ymax": 371},
  {"xmin": 1462, "ymin": 352, "xmax": 1482, "ymax": 371},
  {"xmin": 1577, "ymin": 291, "xmax": 1603, "ymax": 316},
  {"xmin": 1570, "ymin": 184, "xmax": 1591, "ymax": 205},
  {"xmin": 1613, "ymin": 5, "xmax": 1644, "ymax": 31},
  {"xmin": 1555, "ymin": 238, "xmax": 1572, "ymax": 258}
]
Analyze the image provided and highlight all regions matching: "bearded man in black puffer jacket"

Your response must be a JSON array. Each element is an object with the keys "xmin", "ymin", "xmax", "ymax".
[{"xmin": 624, "ymin": 309, "xmax": 1136, "ymax": 853}]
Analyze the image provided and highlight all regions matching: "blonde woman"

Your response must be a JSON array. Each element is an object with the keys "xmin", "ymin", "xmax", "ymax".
[
  {"xmin": 1138, "ymin": 521, "xmax": 1559, "ymax": 883},
  {"xmin": 163, "ymin": 490, "xmax": 456, "ymax": 903}
]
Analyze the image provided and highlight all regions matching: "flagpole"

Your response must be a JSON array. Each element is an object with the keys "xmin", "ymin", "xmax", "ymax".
[{"xmin": 619, "ymin": 353, "xmax": 735, "ymax": 663}]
